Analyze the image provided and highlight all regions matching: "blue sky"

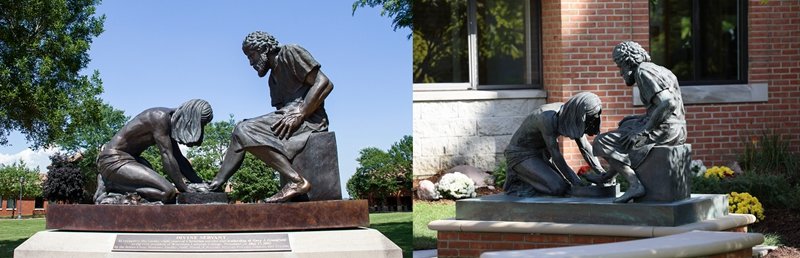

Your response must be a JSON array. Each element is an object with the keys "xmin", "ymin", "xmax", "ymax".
[{"xmin": 0, "ymin": 1, "xmax": 412, "ymax": 198}]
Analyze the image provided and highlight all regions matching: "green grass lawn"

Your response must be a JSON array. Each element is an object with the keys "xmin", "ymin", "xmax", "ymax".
[
  {"xmin": 0, "ymin": 218, "xmax": 46, "ymax": 258},
  {"xmin": 370, "ymin": 212, "xmax": 413, "ymax": 258},
  {"xmin": 413, "ymin": 201, "xmax": 455, "ymax": 250}
]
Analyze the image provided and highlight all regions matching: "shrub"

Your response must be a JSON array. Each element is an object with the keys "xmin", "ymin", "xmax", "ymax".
[
  {"xmin": 493, "ymin": 159, "xmax": 507, "ymax": 188},
  {"xmin": 728, "ymin": 192, "xmax": 765, "ymax": 221},
  {"xmin": 692, "ymin": 171, "xmax": 795, "ymax": 210},
  {"xmin": 704, "ymin": 166, "xmax": 735, "ymax": 179},
  {"xmin": 738, "ymin": 132, "xmax": 799, "ymax": 184},
  {"xmin": 436, "ymin": 172, "xmax": 476, "ymax": 199}
]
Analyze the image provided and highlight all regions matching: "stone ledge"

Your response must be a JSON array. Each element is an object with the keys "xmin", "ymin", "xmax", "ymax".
[
  {"xmin": 15, "ymin": 228, "xmax": 401, "ymax": 258},
  {"xmin": 413, "ymin": 89, "xmax": 547, "ymax": 102},
  {"xmin": 480, "ymin": 231, "xmax": 764, "ymax": 258},
  {"xmin": 47, "ymin": 200, "xmax": 368, "ymax": 232},
  {"xmin": 455, "ymin": 194, "xmax": 728, "ymax": 226},
  {"xmin": 428, "ymin": 213, "xmax": 756, "ymax": 238}
]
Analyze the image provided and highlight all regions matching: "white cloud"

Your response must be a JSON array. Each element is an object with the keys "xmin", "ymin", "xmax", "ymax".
[{"xmin": 0, "ymin": 148, "xmax": 59, "ymax": 173}]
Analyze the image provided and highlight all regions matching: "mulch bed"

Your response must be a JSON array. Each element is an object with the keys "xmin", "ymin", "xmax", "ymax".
[
  {"xmin": 750, "ymin": 209, "xmax": 800, "ymax": 248},
  {"xmin": 750, "ymin": 209, "xmax": 800, "ymax": 257}
]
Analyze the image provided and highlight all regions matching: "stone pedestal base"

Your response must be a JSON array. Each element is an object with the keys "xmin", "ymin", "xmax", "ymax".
[
  {"xmin": 635, "ymin": 144, "xmax": 692, "ymax": 202},
  {"xmin": 456, "ymin": 194, "xmax": 728, "ymax": 226},
  {"xmin": 46, "ymin": 200, "xmax": 367, "ymax": 232},
  {"xmin": 285, "ymin": 131, "xmax": 342, "ymax": 202},
  {"xmin": 15, "ymin": 229, "xmax": 401, "ymax": 258}
]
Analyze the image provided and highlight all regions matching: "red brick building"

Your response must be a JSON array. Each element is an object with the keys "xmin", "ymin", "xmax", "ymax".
[
  {"xmin": 413, "ymin": 0, "xmax": 799, "ymax": 177},
  {"xmin": 0, "ymin": 197, "xmax": 47, "ymax": 218}
]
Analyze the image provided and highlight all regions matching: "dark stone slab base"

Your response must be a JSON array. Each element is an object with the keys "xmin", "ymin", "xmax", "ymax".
[
  {"xmin": 456, "ymin": 194, "xmax": 728, "ymax": 227},
  {"xmin": 284, "ymin": 131, "xmax": 342, "ymax": 202},
  {"xmin": 46, "ymin": 200, "xmax": 367, "ymax": 232},
  {"xmin": 571, "ymin": 184, "xmax": 619, "ymax": 198},
  {"xmin": 176, "ymin": 192, "xmax": 229, "ymax": 204}
]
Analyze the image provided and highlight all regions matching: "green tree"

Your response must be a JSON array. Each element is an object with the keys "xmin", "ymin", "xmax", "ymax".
[
  {"xmin": 0, "ymin": 161, "xmax": 42, "ymax": 199},
  {"xmin": 352, "ymin": 0, "xmax": 412, "ymax": 34},
  {"xmin": 42, "ymin": 153, "xmax": 84, "ymax": 203},
  {"xmin": 388, "ymin": 135, "xmax": 412, "ymax": 191},
  {"xmin": 186, "ymin": 115, "xmax": 236, "ymax": 181},
  {"xmin": 55, "ymin": 102, "xmax": 128, "ymax": 200},
  {"xmin": 346, "ymin": 135, "xmax": 412, "ymax": 206},
  {"xmin": 182, "ymin": 115, "xmax": 280, "ymax": 202},
  {"xmin": 228, "ymin": 154, "xmax": 280, "ymax": 203},
  {"xmin": 0, "ymin": 0, "xmax": 106, "ymax": 148}
]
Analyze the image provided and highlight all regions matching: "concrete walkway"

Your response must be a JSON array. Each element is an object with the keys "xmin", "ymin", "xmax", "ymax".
[{"xmin": 413, "ymin": 249, "xmax": 436, "ymax": 258}]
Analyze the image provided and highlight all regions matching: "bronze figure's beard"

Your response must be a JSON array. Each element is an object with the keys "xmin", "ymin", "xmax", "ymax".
[
  {"xmin": 622, "ymin": 71, "xmax": 635, "ymax": 86},
  {"xmin": 255, "ymin": 61, "xmax": 268, "ymax": 77}
]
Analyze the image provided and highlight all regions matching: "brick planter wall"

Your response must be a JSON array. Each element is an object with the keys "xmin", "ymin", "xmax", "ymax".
[{"xmin": 437, "ymin": 226, "xmax": 749, "ymax": 258}]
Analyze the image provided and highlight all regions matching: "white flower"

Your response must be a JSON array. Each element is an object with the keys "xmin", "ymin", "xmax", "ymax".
[
  {"xmin": 435, "ymin": 172, "xmax": 477, "ymax": 199},
  {"xmin": 690, "ymin": 159, "xmax": 707, "ymax": 177}
]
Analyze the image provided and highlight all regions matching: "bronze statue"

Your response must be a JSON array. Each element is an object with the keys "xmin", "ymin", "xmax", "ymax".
[
  {"xmin": 208, "ymin": 31, "xmax": 333, "ymax": 203},
  {"xmin": 94, "ymin": 99, "xmax": 213, "ymax": 204},
  {"xmin": 588, "ymin": 41, "xmax": 687, "ymax": 203},
  {"xmin": 504, "ymin": 92, "xmax": 606, "ymax": 197}
]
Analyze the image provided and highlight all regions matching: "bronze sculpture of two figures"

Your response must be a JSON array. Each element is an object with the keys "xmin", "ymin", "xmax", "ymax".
[
  {"xmin": 94, "ymin": 31, "xmax": 332, "ymax": 204},
  {"xmin": 504, "ymin": 41, "xmax": 687, "ymax": 203}
]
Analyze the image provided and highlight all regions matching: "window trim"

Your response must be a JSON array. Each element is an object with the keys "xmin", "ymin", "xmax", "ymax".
[
  {"xmin": 414, "ymin": 0, "xmax": 543, "ymax": 91},
  {"xmin": 650, "ymin": 0, "xmax": 748, "ymax": 85}
]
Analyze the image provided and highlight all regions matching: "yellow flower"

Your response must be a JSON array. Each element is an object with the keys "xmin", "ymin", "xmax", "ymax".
[{"xmin": 728, "ymin": 192, "xmax": 765, "ymax": 221}]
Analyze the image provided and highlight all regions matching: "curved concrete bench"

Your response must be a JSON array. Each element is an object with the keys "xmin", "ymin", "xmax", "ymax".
[
  {"xmin": 428, "ymin": 213, "xmax": 756, "ymax": 237},
  {"xmin": 480, "ymin": 231, "xmax": 763, "ymax": 258}
]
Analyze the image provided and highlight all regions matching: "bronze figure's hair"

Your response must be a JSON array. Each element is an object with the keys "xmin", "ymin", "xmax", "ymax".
[
  {"xmin": 171, "ymin": 99, "xmax": 213, "ymax": 146},
  {"xmin": 613, "ymin": 41, "xmax": 651, "ymax": 68},
  {"xmin": 557, "ymin": 92, "xmax": 602, "ymax": 139},
  {"xmin": 243, "ymin": 31, "xmax": 280, "ymax": 54}
]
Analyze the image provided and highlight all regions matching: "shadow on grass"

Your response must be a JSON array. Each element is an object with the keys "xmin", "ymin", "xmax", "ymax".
[
  {"xmin": 414, "ymin": 235, "xmax": 437, "ymax": 250},
  {"xmin": 370, "ymin": 221, "xmax": 412, "ymax": 258},
  {"xmin": 0, "ymin": 238, "xmax": 27, "ymax": 258}
]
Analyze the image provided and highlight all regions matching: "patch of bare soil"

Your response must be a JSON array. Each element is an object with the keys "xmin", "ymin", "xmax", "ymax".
[{"xmin": 764, "ymin": 246, "xmax": 800, "ymax": 258}]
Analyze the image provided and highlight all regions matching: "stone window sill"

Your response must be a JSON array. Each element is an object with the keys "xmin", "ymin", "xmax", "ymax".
[
  {"xmin": 633, "ymin": 83, "xmax": 769, "ymax": 106},
  {"xmin": 413, "ymin": 89, "xmax": 547, "ymax": 102}
]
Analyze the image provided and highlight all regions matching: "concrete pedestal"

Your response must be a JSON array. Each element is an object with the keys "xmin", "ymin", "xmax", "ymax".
[
  {"xmin": 15, "ymin": 228, "xmax": 401, "ymax": 258},
  {"xmin": 635, "ymin": 144, "xmax": 692, "ymax": 202},
  {"xmin": 285, "ymin": 131, "xmax": 342, "ymax": 202}
]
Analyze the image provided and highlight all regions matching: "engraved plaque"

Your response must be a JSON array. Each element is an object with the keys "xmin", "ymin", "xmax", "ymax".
[{"xmin": 113, "ymin": 233, "xmax": 291, "ymax": 252}]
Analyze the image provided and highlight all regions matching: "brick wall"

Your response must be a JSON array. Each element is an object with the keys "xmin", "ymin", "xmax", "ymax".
[
  {"xmin": 0, "ymin": 198, "xmax": 47, "ymax": 217},
  {"xmin": 542, "ymin": 0, "xmax": 650, "ymax": 168},
  {"xmin": 413, "ymin": 0, "xmax": 799, "ymax": 177},
  {"xmin": 550, "ymin": 0, "xmax": 800, "ymax": 169},
  {"xmin": 437, "ymin": 226, "xmax": 750, "ymax": 258}
]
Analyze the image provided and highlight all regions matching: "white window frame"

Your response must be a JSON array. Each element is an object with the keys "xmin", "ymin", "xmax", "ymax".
[{"xmin": 413, "ymin": 0, "xmax": 541, "ymax": 92}]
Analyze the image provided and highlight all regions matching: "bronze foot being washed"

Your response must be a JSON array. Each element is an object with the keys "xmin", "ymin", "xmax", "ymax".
[
  {"xmin": 614, "ymin": 184, "xmax": 645, "ymax": 203},
  {"xmin": 263, "ymin": 178, "xmax": 311, "ymax": 203}
]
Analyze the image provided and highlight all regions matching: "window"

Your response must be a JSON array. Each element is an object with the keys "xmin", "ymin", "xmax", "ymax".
[
  {"xmin": 413, "ymin": 0, "xmax": 542, "ymax": 90},
  {"xmin": 6, "ymin": 198, "xmax": 15, "ymax": 209},
  {"xmin": 649, "ymin": 0, "xmax": 747, "ymax": 85},
  {"xmin": 35, "ymin": 197, "xmax": 44, "ymax": 209}
]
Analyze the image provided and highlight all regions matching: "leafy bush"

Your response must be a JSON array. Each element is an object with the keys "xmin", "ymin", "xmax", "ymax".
[
  {"xmin": 691, "ymin": 172, "xmax": 795, "ymax": 210},
  {"xmin": 493, "ymin": 159, "xmax": 507, "ymax": 188},
  {"xmin": 738, "ymin": 132, "xmax": 799, "ymax": 184},
  {"xmin": 436, "ymin": 172, "xmax": 476, "ymax": 199},
  {"xmin": 704, "ymin": 166, "xmax": 734, "ymax": 179},
  {"xmin": 42, "ymin": 153, "xmax": 85, "ymax": 204},
  {"xmin": 728, "ymin": 192, "xmax": 765, "ymax": 221}
]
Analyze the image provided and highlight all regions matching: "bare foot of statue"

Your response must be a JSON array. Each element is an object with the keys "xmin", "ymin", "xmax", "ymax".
[
  {"xmin": 584, "ymin": 172, "xmax": 613, "ymax": 185},
  {"xmin": 614, "ymin": 184, "xmax": 645, "ymax": 203},
  {"xmin": 263, "ymin": 178, "xmax": 311, "ymax": 203}
]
